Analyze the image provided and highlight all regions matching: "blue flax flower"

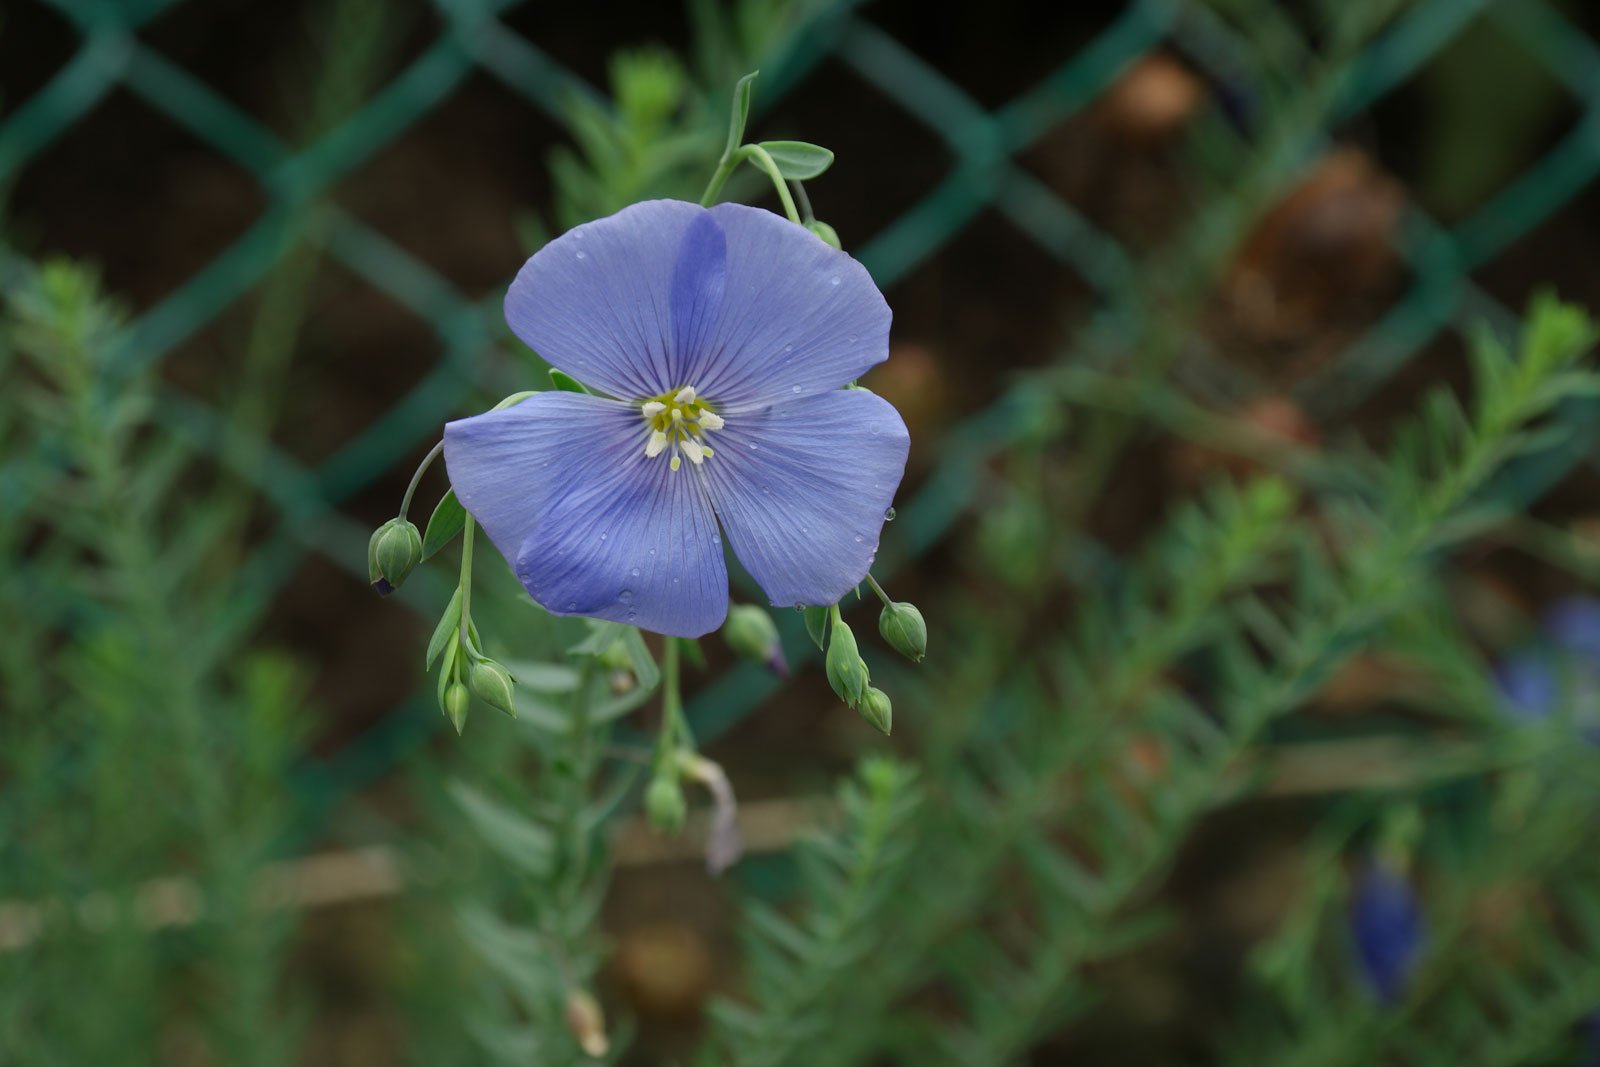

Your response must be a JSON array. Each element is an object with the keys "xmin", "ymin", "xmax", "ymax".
[
  {"xmin": 444, "ymin": 200, "xmax": 909, "ymax": 638},
  {"xmin": 1350, "ymin": 859, "xmax": 1423, "ymax": 1004},
  {"xmin": 1496, "ymin": 596, "xmax": 1600, "ymax": 739}
]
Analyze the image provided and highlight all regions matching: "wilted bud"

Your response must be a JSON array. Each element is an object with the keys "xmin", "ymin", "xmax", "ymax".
[
  {"xmin": 645, "ymin": 773, "xmax": 687, "ymax": 833},
  {"xmin": 564, "ymin": 988, "xmax": 610, "ymax": 1058},
  {"xmin": 368, "ymin": 517, "xmax": 422, "ymax": 596},
  {"xmin": 443, "ymin": 682, "xmax": 470, "ymax": 735},
  {"xmin": 468, "ymin": 659, "xmax": 516, "ymax": 718},
  {"xmin": 825, "ymin": 617, "xmax": 868, "ymax": 708},
  {"xmin": 805, "ymin": 219, "xmax": 841, "ymax": 250},
  {"xmin": 679, "ymin": 754, "xmax": 742, "ymax": 875},
  {"xmin": 858, "ymin": 686, "xmax": 892, "ymax": 735},
  {"xmin": 878, "ymin": 600, "xmax": 927, "ymax": 663},
  {"xmin": 723, "ymin": 604, "xmax": 787, "ymax": 677}
]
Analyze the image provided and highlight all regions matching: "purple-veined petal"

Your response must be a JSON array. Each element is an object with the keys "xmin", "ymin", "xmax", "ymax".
[
  {"xmin": 518, "ymin": 449, "xmax": 728, "ymax": 638},
  {"xmin": 443, "ymin": 391, "xmax": 729, "ymax": 638},
  {"xmin": 687, "ymin": 203, "xmax": 890, "ymax": 410},
  {"xmin": 505, "ymin": 200, "xmax": 708, "ymax": 401},
  {"xmin": 700, "ymin": 388, "xmax": 908, "ymax": 608}
]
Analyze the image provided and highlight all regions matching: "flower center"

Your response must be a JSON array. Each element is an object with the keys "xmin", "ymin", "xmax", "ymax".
[{"xmin": 639, "ymin": 385, "xmax": 725, "ymax": 471}]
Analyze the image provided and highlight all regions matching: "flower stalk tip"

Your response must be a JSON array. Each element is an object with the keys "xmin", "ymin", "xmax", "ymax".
[
  {"xmin": 879, "ymin": 600, "xmax": 927, "ymax": 663},
  {"xmin": 858, "ymin": 686, "xmax": 892, "ymax": 735},
  {"xmin": 825, "ymin": 609, "xmax": 869, "ymax": 708},
  {"xmin": 368, "ymin": 517, "xmax": 422, "ymax": 596},
  {"xmin": 468, "ymin": 659, "xmax": 517, "ymax": 718},
  {"xmin": 723, "ymin": 604, "xmax": 787, "ymax": 677}
]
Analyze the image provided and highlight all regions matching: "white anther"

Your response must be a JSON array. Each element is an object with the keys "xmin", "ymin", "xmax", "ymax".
[
  {"xmin": 701, "ymin": 445, "xmax": 715, "ymax": 458},
  {"xmin": 673, "ymin": 386, "xmax": 697, "ymax": 405},
  {"xmin": 670, "ymin": 454, "xmax": 682, "ymax": 472},
  {"xmin": 671, "ymin": 407, "xmax": 684, "ymax": 422},
  {"xmin": 681, "ymin": 438, "xmax": 705, "ymax": 465},
  {"xmin": 644, "ymin": 430, "xmax": 668, "ymax": 458},
  {"xmin": 696, "ymin": 410, "xmax": 725, "ymax": 431},
  {"xmin": 641, "ymin": 401, "xmax": 666, "ymax": 417}
]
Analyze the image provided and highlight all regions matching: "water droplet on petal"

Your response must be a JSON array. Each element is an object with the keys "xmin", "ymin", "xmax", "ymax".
[
  {"xmin": 783, "ymin": 344, "xmax": 794, "ymax": 353},
  {"xmin": 630, "ymin": 567, "xmax": 641, "ymax": 577},
  {"xmin": 672, "ymin": 576, "xmax": 681, "ymax": 585},
  {"xmin": 649, "ymin": 548, "xmax": 657, "ymax": 556},
  {"xmin": 884, "ymin": 507, "xmax": 897, "ymax": 521},
  {"xmin": 627, "ymin": 610, "xmax": 637, "ymax": 621},
  {"xmin": 619, "ymin": 589, "xmax": 633, "ymax": 603},
  {"xmin": 854, "ymin": 535, "xmax": 863, "ymax": 543},
  {"xmin": 792, "ymin": 385, "xmax": 802, "ymax": 394},
  {"xmin": 566, "ymin": 601, "xmax": 578, "ymax": 611},
  {"xmin": 847, "ymin": 334, "xmax": 857, "ymax": 343},
  {"xmin": 599, "ymin": 531, "xmax": 607, "ymax": 541},
  {"xmin": 869, "ymin": 423, "xmax": 880, "ymax": 435},
  {"xmin": 575, "ymin": 250, "xmax": 587, "ymax": 260},
  {"xmin": 829, "ymin": 276, "xmax": 840, "ymax": 286}
]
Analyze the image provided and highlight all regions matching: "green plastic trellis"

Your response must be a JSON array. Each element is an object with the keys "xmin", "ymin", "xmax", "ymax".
[{"xmin": 6, "ymin": 0, "xmax": 1600, "ymax": 806}]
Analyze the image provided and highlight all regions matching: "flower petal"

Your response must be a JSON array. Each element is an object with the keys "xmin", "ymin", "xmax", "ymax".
[
  {"xmin": 505, "ymin": 200, "xmax": 709, "ymax": 400},
  {"xmin": 700, "ymin": 388, "xmax": 908, "ymax": 608},
  {"xmin": 688, "ymin": 203, "xmax": 891, "ymax": 410},
  {"xmin": 443, "ymin": 391, "xmax": 729, "ymax": 638},
  {"xmin": 519, "ymin": 451, "xmax": 728, "ymax": 638}
]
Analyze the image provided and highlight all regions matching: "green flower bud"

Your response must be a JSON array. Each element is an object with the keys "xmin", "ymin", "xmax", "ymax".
[
  {"xmin": 858, "ymin": 686, "xmax": 892, "ymax": 735},
  {"xmin": 805, "ymin": 219, "xmax": 841, "ymax": 250},
  {"xmin": 368, "ymin": 517, "xmax": 423, "ymax": 596},
  {"xmin": 645, "ymin": 774, "xmax": 687, "ymax": 833},
  {"xmin": 824, "ymin": 616, "xmax": 868, "ymax": 708},
  {"xmin": 443, "ymin": 682, "xmax": 470, "ymax": 735},
  {"xmin": 878, "ymin": 600, "xmax": 927, "ymax": 663},
  {"xmin": 468, "ymin": 659, "xmax": 517, "ymax": 718},
  {"xmin": 723, "ymin": 604, "xmax": 787, "ymax": 677}
]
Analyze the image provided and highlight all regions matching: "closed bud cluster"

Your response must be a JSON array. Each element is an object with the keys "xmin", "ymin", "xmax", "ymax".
[
  {"xmin": 825, "ymin": 617, "xmax": 869, "ymax": 708},
  {"xmin": 879, "ymin": 600, "xmax": 927, "ymax": 663},
  {"xmin": 645, "ymin": 773, "xmax": 687, "ymax": 833},
  {"xmin": 368, "ymin": 517, "xmax": 422, "ymax": 596},
  {"xmin": 468, "ymin": 659, "xmax": 517, "ymax": 718},
  {"xmin": 723, "ymin": 604, "xmax": 787, "ymax": 677},
  {"xmin": 858, "ymin": 686, "xmax": 892, "ymax": 735},
  {"xmin": 443, "ymin": 682, "xmax": 470, "ymax": 735}
]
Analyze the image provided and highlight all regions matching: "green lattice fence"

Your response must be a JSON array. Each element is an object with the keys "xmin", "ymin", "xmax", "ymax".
[{"xmin": 6, "ymin": 0, "xmax": 1600, "ymax": 818}]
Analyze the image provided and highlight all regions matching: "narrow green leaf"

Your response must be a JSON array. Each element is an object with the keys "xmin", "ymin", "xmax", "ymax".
[
  {"xmin": 756, "ymin": 139, "xmax": 835, "ymax": 180},
  {"xmin": 426, "ymin": 585, "xmax": 464, "ymax": 670},
  {"xmin": 724, "ymin": 70, "xmax": 759, "ymax": 160},
  {"xmin": 803, "ymin": 605, "xmax": 831, "ymax": 650},
  {"xmin": 422, "ymin": 489, "xmax": 467, "ymax": 560},
  {"xmin": 449, "ymin": 780, "xmax": 556, "ymax": 877},
  {"xmin": 548, "ymin": 369, "xmax": 590, "ymax": 394}
]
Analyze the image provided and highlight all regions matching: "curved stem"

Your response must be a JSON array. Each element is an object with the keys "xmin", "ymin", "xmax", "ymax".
[
  {"xmin": 398, "ymin": 439, "xmax": 444, "ymax": 519},
  {"xmin": 790, "ymin": 179, "xmax": 816, "ymax": 224},
  {"xmin": 863, "ymin": 572, "xmax": 893, "ymax": 607},
  {"xmin": 700, "ymin": 154, "xmax": 740, "ymax": 207},
  {"xmin": 738, "ymin": 144, "xmax": 802, "ymax": 224}
]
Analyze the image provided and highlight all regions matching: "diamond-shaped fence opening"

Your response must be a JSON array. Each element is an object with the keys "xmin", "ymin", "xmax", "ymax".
[{"xmin": 8, "ymin": 0, "xmax": 1600, "ymax": 811}]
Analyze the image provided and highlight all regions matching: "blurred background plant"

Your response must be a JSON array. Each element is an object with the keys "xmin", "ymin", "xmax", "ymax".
[{"xmin": 5, "ymin": 0, "xmax": 1600, "ymax": 1063}]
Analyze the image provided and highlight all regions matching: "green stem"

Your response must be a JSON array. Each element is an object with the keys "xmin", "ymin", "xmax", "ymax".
[
  {"xmin": 700, "ymin": 153, "xmax": 740, "ymax": 207},
  {"xmin": 791, "ymin": 179, "xmax": 816, "ymax": 224},
  {"xmin": 739, "ymin": 144, "xmax": 802, "ymax": 224},
  {"xmin": 399, "ymin": 439, "xmax": 444, "ymax": 519},
  {"xmin": 458, "ymin": 518, "xmax": 475, "ymax": 651},
  {"xmin": 863, "ymin": 573, "xmax": 893, "ymax": 607},
  {"xmin": 655, "ymin": 638, "xmax": 695, "ymax": 770}
]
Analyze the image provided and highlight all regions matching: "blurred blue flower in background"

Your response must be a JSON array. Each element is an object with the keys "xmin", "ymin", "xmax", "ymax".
[
  {"xmin": 1350, "ymin": 859, "xmax": 1424, "ymax": 1004},
  {"xmin": 445, "ymin": 199, "xmax": 909, "ymax": 638},
  {"xmin": 1495, "ymin": 596, "xmax": 1600, "ymax": 737}
]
